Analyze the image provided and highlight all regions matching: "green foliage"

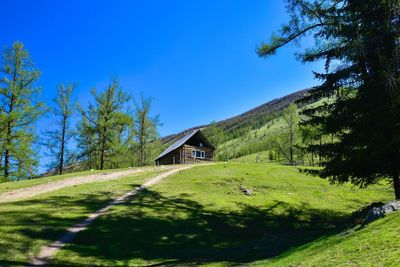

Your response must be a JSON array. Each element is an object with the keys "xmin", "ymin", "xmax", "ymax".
[
  {"xmin": 42, "ymin": 83, "xmax": 76, "ymax": 174},
  {"xmin": 133, "ymin": 94, "xmax": 161, "ymax": 166},
  {"xmin": 77, "ymin": 79, "xmax": 132, "ymax": 170},
  {"xmin": 258, "ymin": 0, "xmax": 400, "ymax": 199},
  {"xmin": 276, "ymin": 103, "xmax": 299, "ymax": 164},
  {"xmin": 0, "ymin": 41, "xmax": 46, "ymax": 180}
]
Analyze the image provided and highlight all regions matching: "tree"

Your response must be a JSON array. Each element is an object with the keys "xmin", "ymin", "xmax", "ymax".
[
  {"xmin": 206, "ymin": 121, "xmax": 224, "ymax": 148},
  {"xmin": 258, "ymin": 1, "xmax": 400, "ymax": 199},
  {"xmin": 42, "ymin": 83, "xmax": 76, "ymax": 174},
  {"xmin": 299, "ymin": 124, "xmax": 320, "ymax": 166},
  {"xmin": 0, "ymin": 41, "xmax": 45, "ymax": 180},
  {"xmin": 78, "ymin": 79, "xmax": 131, "ymax": 170},
  {"xmin": 133, "ymin": 94, "xmax": 160, "ymax": 166},
  {"xmin": 283, "ymin": 103, "xmax": 299, "ymax": 165},
  {"xmin": 76, "ymin": 115, "xmax": 97, "ymax": 170}
]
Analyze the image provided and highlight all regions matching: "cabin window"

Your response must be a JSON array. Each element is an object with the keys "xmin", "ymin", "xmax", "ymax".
[{"xmin": 192, "ymin": 150, "xmax": 205, "ymax": 159}]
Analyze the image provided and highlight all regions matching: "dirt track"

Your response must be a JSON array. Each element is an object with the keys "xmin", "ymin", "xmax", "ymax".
[{"xmin": 0, "ymin": 166, "xmax": 172, "ymax": 203}]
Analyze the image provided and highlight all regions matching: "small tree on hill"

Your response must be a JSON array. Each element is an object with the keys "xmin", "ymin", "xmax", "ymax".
[
  {"xmin": 78, "ymin": 79, "xmax": 131, "ymax": 170},
  {"xmin": 284, "ymin": 103, "xmax": 299, "ymax": 165},
  {"xmin": 133, "ymin": 94, "xmax": 160, "ymax": 166},
  {"xmin": 42, "ymin": 83, "xmax": 76, "ymax": 174}
]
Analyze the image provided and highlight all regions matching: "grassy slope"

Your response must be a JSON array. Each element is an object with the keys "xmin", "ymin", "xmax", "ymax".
[
  {"xmin": 217, "ymin": 116, "xmax": 285, "ymax": 158},
  {"xmin": 231, "ymin": 151, "xmax": 274, "ymax": 163},
  {"xmin": 216, "ymin": 98, "xmax": 329, "ymax": 161},
  {"xmin": 0, "ymin": 167, "xmax": 136, "ymax": 194},
  {"xmin": 0, "ymin": 169, "xmax": 162, "ymax": 267},
  {"xmin": 259, "ymin": 212, "xmax": 400, "ymax": 267},
  {"xmin": 52, "ymin": 163, "xmax": 394, "ymax": 266}
]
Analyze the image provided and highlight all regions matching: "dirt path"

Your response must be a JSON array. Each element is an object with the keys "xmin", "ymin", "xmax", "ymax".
[
  {"xmin": 29, "ymin": 164, "xmax": 197, "ymax": 266},
  {"xmin": 0, "ymin": 166, "xmax": 174, "ymax": 203}
]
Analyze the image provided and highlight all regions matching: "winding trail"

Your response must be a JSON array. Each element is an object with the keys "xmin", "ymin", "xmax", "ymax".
[
  {"xmin": 0, "ymin": 166, "xmax": 167, "ymax": 203},
  {"xmin": 29, "ymin": 164, "xmax": 200, "ymax": 266}
]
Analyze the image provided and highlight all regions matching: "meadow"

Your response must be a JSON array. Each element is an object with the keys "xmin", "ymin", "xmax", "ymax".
[{"xmin": 44, "ymin": 163, "xmax": 395, "ymax": 266}]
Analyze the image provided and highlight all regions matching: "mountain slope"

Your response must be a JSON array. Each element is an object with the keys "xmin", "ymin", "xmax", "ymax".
[{"xmin": 161, "ymin": 88, "xmax": 311, "ymax": 145}]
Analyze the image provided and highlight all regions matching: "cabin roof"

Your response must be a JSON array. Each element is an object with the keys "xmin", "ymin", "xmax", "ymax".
[{"xmin": 155, "ymin": 129, "xmax": 213, "ymax": 160}]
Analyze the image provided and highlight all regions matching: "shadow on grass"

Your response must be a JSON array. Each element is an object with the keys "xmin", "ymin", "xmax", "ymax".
[
  {"xmin": 0, "ymin": 185, "xmax": 143, "ymax": 266},
  {"xmin": 49, "ymin": 188, "xmax": 354, "ymax": 266}
]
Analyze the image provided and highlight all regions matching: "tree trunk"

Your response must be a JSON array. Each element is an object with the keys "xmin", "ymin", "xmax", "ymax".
[
  {"xmin": 100, "ymin": 138, "xmax": 105, "ymax": 170},
  {"xmin": 4, "ymin": 122, "xmax": 12, "ymax": 179},
  {"xmin": 289, "ymin": 119, "xmax": 293, "ymax": 165},
  {"xmin": 59, "ymin": 117, "xmax": 66, "ymax": 175},
  {"xmin": 394, "ymin": 172, "xmax": 400, "ymax": 200},
  {"xmin": 311, "ymin": 151, "xmax": 314, "ymax": 167},
  {"xmin": 4, "ymin": 94, "xmax": 14, "ymax": 180},
  {"xmin": 4, "ymin": 147, "xmax": 10, "ymax": 179}
]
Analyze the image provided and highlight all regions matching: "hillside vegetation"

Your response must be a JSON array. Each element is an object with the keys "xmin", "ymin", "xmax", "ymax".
[
  {"xmin": 162, "ymin": 89, "xmax": 325, "ymax": 165},
  {"xmin": 161, "ymin": 89, "xmax": 314, "ymax": 162}
]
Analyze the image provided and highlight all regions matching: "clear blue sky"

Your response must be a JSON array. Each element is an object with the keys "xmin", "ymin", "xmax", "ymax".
[{"xmin": 1, "ymin": 0, "xmax": 323, "ymax": 170}]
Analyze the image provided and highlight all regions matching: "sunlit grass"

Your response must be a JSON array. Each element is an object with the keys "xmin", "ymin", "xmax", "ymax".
[{"xmin": 52, "ymin": 163, "xmax": 393, "ymax": 266}]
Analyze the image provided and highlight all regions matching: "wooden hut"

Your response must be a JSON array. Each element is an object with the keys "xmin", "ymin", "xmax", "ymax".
[{"xmin": 155, "ymin": 129, "xmax": 215, "ymax": 165}]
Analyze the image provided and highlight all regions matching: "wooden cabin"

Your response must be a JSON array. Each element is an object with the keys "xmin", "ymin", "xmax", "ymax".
[{"xmin": 155, "ymin": 129, "xmax": 215, "ymax": 165}]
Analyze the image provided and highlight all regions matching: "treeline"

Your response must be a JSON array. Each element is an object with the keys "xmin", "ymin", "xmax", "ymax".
[{"xmin": 0, "ymin": 41, "xmax": 161, "ymax": 181}]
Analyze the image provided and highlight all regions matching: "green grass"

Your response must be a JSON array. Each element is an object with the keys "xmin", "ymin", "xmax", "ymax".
[
  {"xmin": 255, "ymin": 212, "xmax": 400, "ymax": 266},
  {"xmin": 231, "ymin": 151, "xmax": 274, "ymax": 163},
  {"xmin": 51, "ymin": 163, "xmax": 394, "ymax": 266},
  {"xmin": 0, "ymin": 169, "xmax": 162, "ymax": 267},
  {"xmin": 0, "ymin": 167, "xmax": 136, "ymax": 194}
]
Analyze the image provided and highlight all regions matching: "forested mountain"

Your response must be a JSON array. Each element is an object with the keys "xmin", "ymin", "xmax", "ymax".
[
  {"xmin": 162, "ymin": 88, "xmax": 311, "ymax": 144},
  {"xmin": 160, "ymin": 88, "xmax": 316, "ymax": 163}
]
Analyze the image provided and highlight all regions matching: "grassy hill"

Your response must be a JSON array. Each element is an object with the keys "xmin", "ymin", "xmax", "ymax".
[
  {"xmin": 257, "ymin": 212, "xmax": 400, "ymax": 266},
  {"xmin": 0, "ymin": 163, "xmax": 397, "ymax": 266},
  {"xmin": 29, "ymin": 163, "xmax": 393, "ymax": 266}
]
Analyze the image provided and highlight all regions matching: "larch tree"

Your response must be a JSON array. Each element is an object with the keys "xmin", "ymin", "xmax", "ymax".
[
  {"xmin": 0, "ymin": 41, "xmax": 45, "ymax": 180},
  {"xmin": 258, "ymin": 0, "xmax": 400, "ymax": 199},
  {"xmin": 283, "ymin": 103, "xmax": 299, "ymax": 165},
  {"xmin": 42, "ymin": 83, "xmax": 76, "ymax": 174},
  {"xmin": 133, "ymin": 94, "xmax": 160, "ymax": 166},
  {"xmin": 76, "ymin": 115, "xmax": 97, "ymax": 170},
  {"xmin": 78, "ymin": 79, "xmax": 130, "ymax": 170}
]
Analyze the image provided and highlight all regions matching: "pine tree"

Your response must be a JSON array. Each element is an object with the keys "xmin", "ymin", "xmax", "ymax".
[
  {"xmin": 42, "ymin": 83, "xmax": 76, "ymax": 174},
  {"xmin": 258, "ymin": 0, "xmax": 400, "ymax": 199},
  {"xmin": 0, "ymin": 42, "xmax": 45, "ymax": 180}
]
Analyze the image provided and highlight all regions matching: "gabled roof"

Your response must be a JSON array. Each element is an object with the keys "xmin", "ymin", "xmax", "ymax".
[
  {"xmin": 155, "ymin": 130, "xmax": 200, "ymax": 160},
  {"xmin": 155, "ymin": 129, "xmax": 213, "ymax": 160}
]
